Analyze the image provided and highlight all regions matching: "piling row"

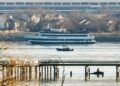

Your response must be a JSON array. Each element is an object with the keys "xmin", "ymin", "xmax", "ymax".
[{"xmin": 0, "ymin": 64, "xmax": 60, "ymax": 85}]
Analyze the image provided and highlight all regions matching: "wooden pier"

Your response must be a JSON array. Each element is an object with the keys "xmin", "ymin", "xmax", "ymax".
[
  {"xmin": 1, "ymin": 59, "xmax": 120, "ymax": 85},
  {"xmin": 39, "ymin": 60, "xmax": 120, "ymax": 81}
]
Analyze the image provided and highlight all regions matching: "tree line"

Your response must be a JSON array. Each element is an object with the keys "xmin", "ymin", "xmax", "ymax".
[{"xmin": 3, "ymin": 10, "xmax": 120, "ymax": 33}]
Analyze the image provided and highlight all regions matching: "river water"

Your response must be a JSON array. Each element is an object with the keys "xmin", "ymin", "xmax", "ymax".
[{"xmin": 2, "ymin": 42, "xmax": 120, "ymax": 86}]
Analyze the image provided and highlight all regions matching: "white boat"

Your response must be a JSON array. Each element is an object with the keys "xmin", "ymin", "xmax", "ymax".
[{"xmin": 24, "ymin": 33, "xmax": 96, "ymax": 44}]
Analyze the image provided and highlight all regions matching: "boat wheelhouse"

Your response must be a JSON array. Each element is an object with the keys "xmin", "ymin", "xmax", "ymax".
[{"xmin": 24, "ymin": 33, "xmax": 96, "ymax": 44}]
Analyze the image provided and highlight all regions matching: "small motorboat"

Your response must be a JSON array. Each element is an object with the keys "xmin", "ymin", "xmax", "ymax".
[
  {"xmin": 56, "ymin": 46, "xmax": 74, "ymax": 51},
  {"xmin": 90, "ymin": 68, "xmax": 104, "ymax": 77}
]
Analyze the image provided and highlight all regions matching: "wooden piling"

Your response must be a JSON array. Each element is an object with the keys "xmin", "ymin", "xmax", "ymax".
[
  {"xmin": 17, "ymin": 66, "xmax": 19, "ymax": 81},
  {"xmin": 2, "ymin": 65, "xmax": 4, "ymax": 85},
  {"xmin": 29, "ymin": 66, "xmax": 32, "ymax": 81},
  {"xmin": 26, "ymin": 66, "xmax": 28, "ymax": 81},
  {"xmin": 20, "ymin": 66, "xmax": 22, "ymax": 81},
  {"xmin": 116, "ymin": 66, "xmax": 119, "ymax": 81},
  {"xmin": 88, "ymin": 68, "xmax": 90, "ymax": 79},
  {"xmin": 14, "ymin": 66, "xmax": 16, "ymax": 80},
  {"xmin": 35, "ymin": 66, "xmax": 37, "ymax": 79},
  {"xmin": 47, "ymin": 66, "xmax": 49, "ymax": 81},
  {"xmin": 21, "ymin": 66, "xmax": 23, "ymax": 81},
  {"xmin": 50, "ymin": 66, "xmax": 52, "ymax": 81},
  {"xmin": 57, "ymin": 68, "xmax": 59, "ymax": 79},
  {"xmin": 10, "ymin": 67, "xmax": 12, "ymax": 77},
  {"xmin": 70, "ymin": 71, "xmax": 72, "ymax": 77},
  {"xmin": 45, "ymin": 66, "xmax": 46, "ymax": 81},
  {"xmin": 21, "ymin": 67, "xmax": 23, "ymax": 81},
  {"xmin": 23, "ymin": 67, "xmax": 25, "ymax": 81},
  {"xmin": 85, "ymin": 66, "xmax": 88, "ymax": 81},
  {"xmin": 41, "ymin": 66, "xmax": 43, "ymax": 81},
  {"xmin": 39, "ymin": 66, "xmax": 41, "ymax": 80},
  {"xmin": 54, "ymin": 66, "xmax": 56, "ymax": 80}
]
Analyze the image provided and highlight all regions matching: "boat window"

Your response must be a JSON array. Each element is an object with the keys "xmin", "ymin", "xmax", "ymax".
[
  {"xmin": 90, "ymin": 2, "xmax": 98, "ymax": 5},
  {"xmin": 53, "ymin": 2, "xmax": 61, "ymax": 5},
  {"xmin": 72, "ymin": 2, "xmax": 80, "ymax": 5},
  {"xmin": 34, "ymin": 2, "xmax": 43, "ymax": 5},
  {"xmin": 25, "ymin": 2, "xmax": 33, "ymax": 5},
  {"xmin": 6, "ymin": 2, "xmax": 15, "ymax": 5},
  {"xmin": 109, "ymin": 2, "xmax": 117, "ymax": 5},
  {"xmin": 16, "ymin": 2, "xmax": 24, "ymax": 5},
  {"xmin": 0, "ymin": 2, "xmax": 5, "ymax": 5},
  {"xmin": 62, "ymin": 2, "xmax": 71, "ymax": 5},
  {"xmin": 44, "ymin": 2, "xmax": 52, "ymax": 5},
  {"xmin": 118, "ymin": 2, "xmax": 120, "ymax": 5},
  {"xmin": 99, "ymin": 2, "xmax": 108, "ymax": 5},
  {"xmin": 81, "ymin": 2, "xmax": 89, "ymax": 5}
]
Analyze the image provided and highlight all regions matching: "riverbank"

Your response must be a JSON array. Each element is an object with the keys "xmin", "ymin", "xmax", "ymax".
[
  {"xmin": 0, "ymin": 32, "xmax": 120, "ymax": 42},
  {"xmin": 91, "ymin": 32, "xmax": 120, "ymax": 42}
]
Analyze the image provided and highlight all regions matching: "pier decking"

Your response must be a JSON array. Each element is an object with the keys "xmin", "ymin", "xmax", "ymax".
[{"xmin": 39, "ymin": 60, "xmax": 120, "ymax": 66}]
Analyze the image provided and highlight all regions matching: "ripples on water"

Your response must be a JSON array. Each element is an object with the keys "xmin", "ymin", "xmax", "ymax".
[{"xmin": 3, "ymin": 42, "xmax": 120, "ymax": 86}]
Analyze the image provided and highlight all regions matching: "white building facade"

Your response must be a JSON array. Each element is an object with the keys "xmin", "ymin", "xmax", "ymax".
[{"xmin": 0, "ymin": 0, "xmax": 120, "ymax": 12}]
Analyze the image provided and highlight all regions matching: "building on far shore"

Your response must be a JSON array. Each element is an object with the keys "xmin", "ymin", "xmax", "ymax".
[
  {"xmin": 0, "ymin": 0, "xmax": 120, "ymax": 13},
  {"xmin": 0, "ymin": 15, "xmax": 7, "ymax": 29}
]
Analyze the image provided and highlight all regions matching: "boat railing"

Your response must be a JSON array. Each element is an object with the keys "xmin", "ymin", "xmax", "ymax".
[{"xmin": 40, "ymin": 33, "xmax": 89, "ymax": 36}]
